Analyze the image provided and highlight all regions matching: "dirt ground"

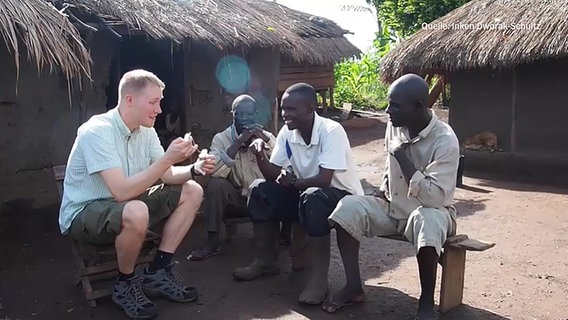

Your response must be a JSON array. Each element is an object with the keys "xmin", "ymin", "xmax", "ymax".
[{"xmin": 1, "ymin": 111, "xmax": 568, "ymax": 320}]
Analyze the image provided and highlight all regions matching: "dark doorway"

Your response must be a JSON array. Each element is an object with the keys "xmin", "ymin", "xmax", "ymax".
[{"xmin": 106, "ymin": 37, "xmax": 186, "ymax": 147}]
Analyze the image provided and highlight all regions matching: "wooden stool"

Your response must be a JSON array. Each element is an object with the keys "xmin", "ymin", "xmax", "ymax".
[{"xmin": 377, "ymin": 233, "xmax": 494, "ymax": 314}]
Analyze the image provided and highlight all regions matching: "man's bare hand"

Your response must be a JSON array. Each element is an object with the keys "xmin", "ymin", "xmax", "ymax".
[
  {"xmin": 246, "ymin": 124, "xmax": 270, "ymax": 142},
  {"xmin": 240, "ymin": 124, "xmax": 269, "ymax": 144},
  {"xmin": 277, "ymin": 170, "xmax": 296, "ymax": 188},
  {"xmin": 199, "ymin": 154, "xmax": 216, "ymax": 175},
  {"xmin": 249, "ymin": 138, "xmax": 269, "ymax": 155},
  {"xmin": 389, "ymin": 137, "xmax": 410, "ymax": 155},
  {"xmin": 165, "ymin": 137, "xmax": 198, "ymax": 165},
  {"xmin": 237, "ymin": 128, "xmax": 258, "ymax": 145}
]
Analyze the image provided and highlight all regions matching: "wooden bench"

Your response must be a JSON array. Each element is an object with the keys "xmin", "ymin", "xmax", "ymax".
[
  {"xmin": 383, "ymin": 233, "xmax": 495, "ymax": 314},
  {"xmin": 52, "ymin": 165, "xmax": 160, "ymax": 307},
  {"xmin": 290, "ymin": 224, "xmax": 494, "ymax": 314}
]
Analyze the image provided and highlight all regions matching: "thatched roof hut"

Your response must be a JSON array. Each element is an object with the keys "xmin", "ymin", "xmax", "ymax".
[
  {"xmin": 57, "ymin": 0, "xmax": 359, "ymax": 65},
  {"xmin": 1, "ymin": 0, "xmax": 358, "ymax": 81},
  {"xmin": 380, "ymin": 0, "xmax": 568, "ymax": 82},
  {"xmin": 0, "ymin": 0, "xmax": 91, "ymax": 80},
  {"xmin": 379, "ymin": 0, "xmax": 568, "ymax": 185}
]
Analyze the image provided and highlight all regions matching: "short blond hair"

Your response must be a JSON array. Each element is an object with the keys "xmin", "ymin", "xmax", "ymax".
[{"xmin": 118, "ymin": 69, "xmax": 165, "ymax": 99}]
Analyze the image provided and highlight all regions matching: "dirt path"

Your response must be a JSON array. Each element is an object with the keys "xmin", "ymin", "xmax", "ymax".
[{"xmin": 1, "ymin": 114, "xmax": 568, "ymax": 320}]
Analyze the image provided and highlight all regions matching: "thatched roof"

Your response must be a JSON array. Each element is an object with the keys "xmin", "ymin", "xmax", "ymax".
[
  {"xmin": 0, "ymin": 0, "xmax": 91, "ymax": 81},
  {"xmin": 62, "ymin": 0, "xmax": 360, "ymax": 65},
  {"xmin": 380, "ymin": 0, "xmax": 568, "ymax": 82}
]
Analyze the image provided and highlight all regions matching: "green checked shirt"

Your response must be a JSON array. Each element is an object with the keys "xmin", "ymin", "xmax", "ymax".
[{"xmin": 58, "ymin": 107, "xmax": 164, "ymax": 234}]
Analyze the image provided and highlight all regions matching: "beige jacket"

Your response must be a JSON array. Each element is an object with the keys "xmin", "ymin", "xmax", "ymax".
[{"xmin": 210, "ymin": 125, "xmax": 276, "ymax": 197}]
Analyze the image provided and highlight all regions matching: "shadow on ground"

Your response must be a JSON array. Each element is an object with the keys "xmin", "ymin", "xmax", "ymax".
[
  {"xmin": 470, "ymin": 175, "xmax": 568, "ymax": 195},
  {"xmin": 0, "ymin": 200, "xmax": 510, "ymax": 320}
]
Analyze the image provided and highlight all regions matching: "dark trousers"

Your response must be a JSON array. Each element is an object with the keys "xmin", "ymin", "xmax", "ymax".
[
  {"xmin": 203, "ymin": 178, "xmax": 247, "ymax": 233},
  {"xmin": 248, "ymin": 181, "xmax": 350, "ymax": 237}
]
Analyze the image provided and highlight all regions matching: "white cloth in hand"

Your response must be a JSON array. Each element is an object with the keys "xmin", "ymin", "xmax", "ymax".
[{"xmin": 193, "ymin": 149, "xmax": 208, "ymax": 175}]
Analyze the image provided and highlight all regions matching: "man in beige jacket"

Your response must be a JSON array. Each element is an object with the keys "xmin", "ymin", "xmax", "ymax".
[{"xmin": 188, "ymin": 95, "xmax": 276, "ymax": 260}]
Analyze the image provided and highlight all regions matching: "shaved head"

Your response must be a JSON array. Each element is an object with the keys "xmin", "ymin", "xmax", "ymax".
[
  {"xmin": 388, "ymin": 73, "xmax": 429, "ymax": 108},
  {"xmin": 386, "ymin": 74, "xmax": 431, "ymax": 128},
  {"xmin": 232, "ymin": 94, "xmax": 256, "ymax": 112},
  {"xmin": 232, "ymin": 94, "xmax": 257, "ymax": 134}
]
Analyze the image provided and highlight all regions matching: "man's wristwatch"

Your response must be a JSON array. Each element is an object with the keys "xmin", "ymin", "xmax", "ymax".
[{"xmin": 190, "ymin": 165, "xmax": 198, "ymax": 178}]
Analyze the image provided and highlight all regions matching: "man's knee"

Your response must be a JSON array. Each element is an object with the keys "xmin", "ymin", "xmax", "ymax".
[
  {"xmin": 122, "ymin": 200, "xmax": 150, "ymax": 235},
  {"xmin": 300, "ymin": 189, "xmax": 333, "ymax": 236},
  {"xmin": 248, "ymin": 181, "xmax": 290, "ymax": 222},
  {"xmin": 180, "ymin": 180, "xmax": 204, "ymax": 205},
  {"xmin": 328, "ymin": 195, "xmax": 374, "ymax": 239},
  {"xmin": 406, "ymin": 207, "xmax": 450, "ymax": 255},
  {"xmin": 248, "ymin": 182, "xmax": 273, "ymax": 222},
  {"xmin": 408, "ymin": 207, "xmax": 447, "ymax": 230},
  {"xmin": 329, "ymin": 195, "xmax": 369, "ymax": 225}
]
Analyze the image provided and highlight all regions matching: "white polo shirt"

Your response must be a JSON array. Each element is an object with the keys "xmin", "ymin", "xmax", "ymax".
[{"xmin": 270, "ymin": 113, "xmax": 363, "ymax": 196}]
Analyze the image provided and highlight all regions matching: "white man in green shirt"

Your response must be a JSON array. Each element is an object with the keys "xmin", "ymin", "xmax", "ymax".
[{"xmin": 59, "ymin": 69, "xmax": 216, "ymax": 320}]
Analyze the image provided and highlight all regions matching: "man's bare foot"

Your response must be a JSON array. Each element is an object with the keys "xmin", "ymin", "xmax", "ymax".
[{"xmin": 322, "ymin": 286, "xmax": 365, "ymax": 314}]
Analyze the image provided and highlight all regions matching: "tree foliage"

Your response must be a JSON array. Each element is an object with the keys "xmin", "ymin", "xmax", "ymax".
[{"xmin": 368, "ymin": 0, "xmax": 471, "ymax": 54}]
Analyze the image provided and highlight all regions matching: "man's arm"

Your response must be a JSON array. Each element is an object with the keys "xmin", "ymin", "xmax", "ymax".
[
  {"xmin": 375, "ymin": 126, "xmax": 391, "ymax": 200},
  {"xmin": 289, "ymin": 167, "xmax": 334, "ymax": 190},
  {"xmin": 160, "ymin": 153, "xmax": 216, "ymax": 185},
  {"xmin": 395, "ymin": 144, "xmax": 460, "ymax": 208},
  {"xmin": 100, "ymin": 137, "xmax": 196, "ymax": 202},
  {"xmin": 209, "ymin": 132, "xmax": 234, "ymax": 178},
  {"xmin": 253, "ymin": 148, "xmax": 281, "ymax": 181},
  {"xmin": 393, "ymin": 149, "xmax": 417, "ymax": 184},
  {"xmin": 160, "ymin": 164, "xmax": 194, "ymax": 185},
  {"xmin": 100, "ymin": 157, "xmax": 175, "ymax": 202},
  {"xmin": 255, "ymin": 127, "xmax": 289, "ymax": 181}
]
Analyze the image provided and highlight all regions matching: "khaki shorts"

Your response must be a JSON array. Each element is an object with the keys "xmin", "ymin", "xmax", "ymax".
[
  {"xmin": 69, "ymin": 184, "xmax": 182, "ymax": 245},
  {"xmin": 328, "ymin": 195, "xmax": 456, "ymax": 256}
]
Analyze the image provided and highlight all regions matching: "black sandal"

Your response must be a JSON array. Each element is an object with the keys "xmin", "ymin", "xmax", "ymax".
[{"xmin": 186, "ymin": 246, "xmax": 222, "ymax": 261}]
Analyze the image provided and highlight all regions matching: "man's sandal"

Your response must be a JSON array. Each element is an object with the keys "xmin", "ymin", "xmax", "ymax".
[
  {"xmin": 187, "ymin": 246, "xmax": 222, "ymax": 261},
  {"xmin": 322, "ymin": 293, "xmax": 365, "ymax": 314}
]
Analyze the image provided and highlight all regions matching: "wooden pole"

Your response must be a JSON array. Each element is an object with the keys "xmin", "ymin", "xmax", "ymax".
[
  {"xmin": 427, "ymin": 77, "xmax": 444, "ymax": 108},
  {"xmin": 510, "ymin": 69, "xmax": 517, "ymax": 153},
  {"xmin": 321, "ymin": 90, "xmax": 328, "ymax": 115},
  {"xmin": 272, "ymin": 97, "xmax": 279, "ymax": 135},
  {"xmin": 441, "ymin": 75, "xmax": 448, "ymax": 107}
]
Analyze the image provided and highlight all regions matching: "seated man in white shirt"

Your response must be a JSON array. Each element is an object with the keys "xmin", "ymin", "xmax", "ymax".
[
  {"xmin": 232, "ymin": 83, "xmax": 364, "ymax": 305},
  {"xmin": 325, "ymin": 74, "xmax": 460, "ymax": 320},
  {"xmin": 187, "ymin": 95, "xmax": 276, "ymax": 261}
]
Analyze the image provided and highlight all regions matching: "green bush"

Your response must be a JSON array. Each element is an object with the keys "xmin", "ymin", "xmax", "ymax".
[{"xmin": 333, "ymin": 50, "xmax": 388, "ymax": 110}]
